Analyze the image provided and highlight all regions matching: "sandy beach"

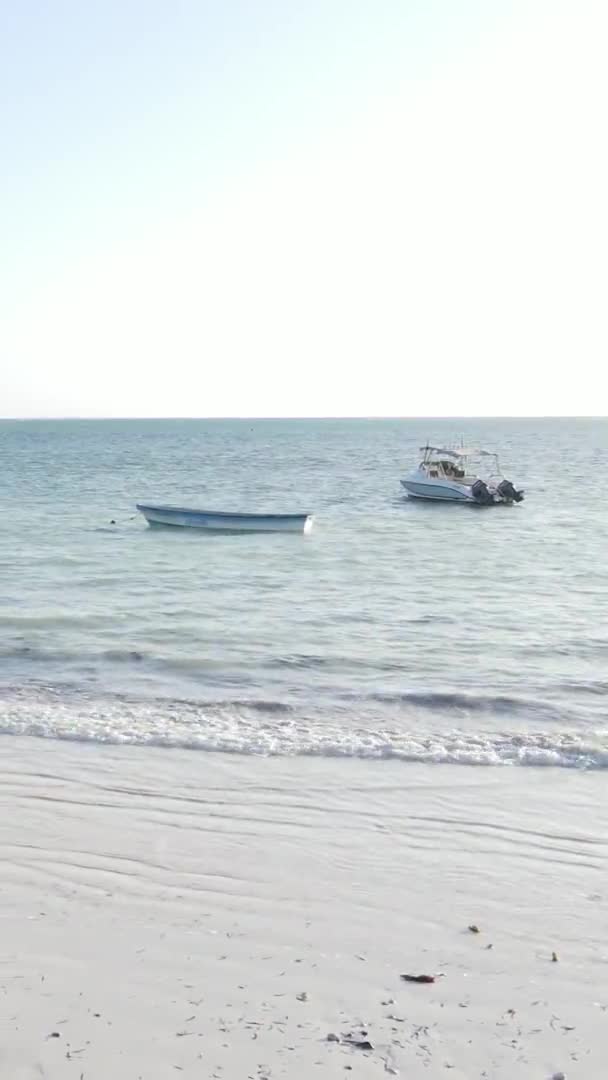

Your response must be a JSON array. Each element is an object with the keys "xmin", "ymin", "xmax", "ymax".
[{"xmin": 1, "ymin": 736, "xmax": 606, "ymax": 1079}]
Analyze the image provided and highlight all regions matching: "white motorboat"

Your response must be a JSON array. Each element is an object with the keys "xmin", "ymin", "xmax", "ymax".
[{"xmin": 401, "ymin": 445, "xmax": 524, "ymax": 505}]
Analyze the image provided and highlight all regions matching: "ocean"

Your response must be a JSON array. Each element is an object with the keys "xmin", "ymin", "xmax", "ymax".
[{"xmin": 1, "ymin": 417, "xmax": 607, "ymax": 767}]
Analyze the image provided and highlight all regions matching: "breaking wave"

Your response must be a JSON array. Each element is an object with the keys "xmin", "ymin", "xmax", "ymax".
[{"xmin": 0, "ymin": 685, "xmax": 606, "ymax": 768}]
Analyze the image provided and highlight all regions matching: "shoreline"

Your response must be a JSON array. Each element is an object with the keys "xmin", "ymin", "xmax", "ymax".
[{"xmin": 1, "ymin": 736, "xmax": 605, "ymax": 1078}]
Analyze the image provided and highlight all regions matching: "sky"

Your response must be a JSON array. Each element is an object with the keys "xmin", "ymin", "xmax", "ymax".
[{"xmin": 1, "ymin": 0, "xmax": 607, "ymax": 418}]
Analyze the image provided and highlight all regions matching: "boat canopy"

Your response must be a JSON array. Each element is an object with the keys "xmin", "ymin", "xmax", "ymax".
[
  {"xmin": 420, "ymin": 445, "xmax": 496, "ymax": 459},
  {"xmin": 419, "ymin": 446, "xmax": 461, "ymax": 459}
]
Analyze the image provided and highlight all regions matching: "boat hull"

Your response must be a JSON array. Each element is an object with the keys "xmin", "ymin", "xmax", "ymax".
[
  {"xmin": 136, "ymin": 504, "xmax": 314, "ymax": 534},
  {"xmin": 400, "ymin": 479, "xmax": 475, "ymax": 502}
]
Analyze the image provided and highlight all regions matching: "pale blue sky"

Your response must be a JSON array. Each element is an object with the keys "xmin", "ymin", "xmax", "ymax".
[{"xmin": 2, "ymin": 1, "xmax": 606, "ymax": 417}]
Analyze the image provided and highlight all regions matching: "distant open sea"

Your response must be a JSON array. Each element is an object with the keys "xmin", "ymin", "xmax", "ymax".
[{"xmin": 1, "ymin": 417, "xmax": 607, "ymax": 767}]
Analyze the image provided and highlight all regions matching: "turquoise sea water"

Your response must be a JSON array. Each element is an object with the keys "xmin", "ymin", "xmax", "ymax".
[{"xmin": 1, "ymin": 417, "xmax": 607, "ymax": 766}]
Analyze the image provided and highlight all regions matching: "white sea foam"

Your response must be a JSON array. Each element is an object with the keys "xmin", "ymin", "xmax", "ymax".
[{"xmin": 0, "ymin": 689, "xmax": 606, "ymax": 768}]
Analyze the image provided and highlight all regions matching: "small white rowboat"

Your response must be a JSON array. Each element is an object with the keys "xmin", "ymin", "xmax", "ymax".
[{"xmin": 136, "ymin": 504, "xmax": 314, "ymax": 534}]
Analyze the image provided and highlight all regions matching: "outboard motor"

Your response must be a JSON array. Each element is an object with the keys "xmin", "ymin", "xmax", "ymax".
[
  {"xmin": 471, "ymin": 479, "xmax": 494, "ymax": 505},
  {"xmin": 497, "ymin": 479, "xmax": 524, "ymax": 503}
]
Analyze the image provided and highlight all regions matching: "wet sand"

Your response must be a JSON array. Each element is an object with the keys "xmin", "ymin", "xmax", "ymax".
[{"xmin": 1, "ymin": 736, "xmax": 606, "ymax": 1078}]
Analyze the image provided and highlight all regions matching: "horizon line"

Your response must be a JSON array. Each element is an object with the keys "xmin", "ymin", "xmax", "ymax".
[{"xmin": 2, "ymin": 414, "xmax": 606, "ymax": 422}]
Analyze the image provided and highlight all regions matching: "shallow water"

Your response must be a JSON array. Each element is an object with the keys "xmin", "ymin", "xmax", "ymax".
[{"xmin": 1, "ymin": 417, "xmax": 607, "ymax": 766}]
